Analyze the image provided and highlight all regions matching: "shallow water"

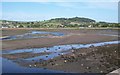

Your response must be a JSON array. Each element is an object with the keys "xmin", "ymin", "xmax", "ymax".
[
  {"xmin": 25, "ymin": 52, "xmax": 70, "ymax": 61},
  {"xmin": 1, "ymin": 57, "xmax": 64, "ymax": 73},
  {"xmin": 24, "ymin": 41, "xmax": 119, "ymax": 61},
  {"xmin": 1, "ymin": 31, "xmax": 65, "ymax": 40},
  {"xmin": 0, "ymin": 57, "xmax": 2, "ymax": 74},
  {"xmin": 2, "ymin": 41, "xmax": 119, "ymax": 61},
  {"xmin": 2, "ymin": 40, "xmax": 119, "ymax": 73},
  {"xmin": 1, "ymin": 30, "xmax": 118, "ymax": 40}
]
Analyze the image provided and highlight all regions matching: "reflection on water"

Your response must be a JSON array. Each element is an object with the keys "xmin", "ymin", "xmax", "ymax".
[
  {"xmin": 3, "ymin": 41, "xmax": 119, "ymax": 61},
  {"xmin": 1, "ymin": 30, "xmax": 119, "ymax": 73},
  {"xmin": 24, "ymin": 41, "xmax": 119, "ymax": 61},
  {"xmin": 2, "ymin": 57, "xmax": 64, "ymax": 73},
  {"xmin": 1, "ymin": 31, "xmax": 65, "ymax": 40},
  {"xmin": 1, "ymin": 30, "xmax": 118, "ymax": 40},
  {"xmin": 25, "ymin": 52, "xmax": 70, "ymax": 61},
  {"xmin": 2, "ymin": 40, "xmax": 119, "ymax": 73}
]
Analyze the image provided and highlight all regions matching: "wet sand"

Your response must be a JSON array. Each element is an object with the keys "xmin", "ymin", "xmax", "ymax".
[
  {"xmin": 1, "ymin": 28, "xmax": 120, "ymax": 74},
  {"xmin": 2, "ymin": 28, "xmax": 118, "ymax": 50},
  {"xmin": 2, "ymin": 52, "xmax": 50, "ymax": 60},
  {"xmin": 21, "ymin": 44, "xmax": 119, "ymax": 73}
]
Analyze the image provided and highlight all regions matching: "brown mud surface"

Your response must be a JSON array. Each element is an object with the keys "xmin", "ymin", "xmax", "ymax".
[
  {"xmin": 20, "ymin": 44, "xmax": 120, "ymax": 73},
  {"xmin": 2, "ymin": 28, "xmax": 118, "ymax": 50}
]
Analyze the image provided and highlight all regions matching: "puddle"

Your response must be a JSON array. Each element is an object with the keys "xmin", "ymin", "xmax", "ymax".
[
  {"xmin": 1, "ymin": 31, "xmax": 65, "ymax": 40},
  {"xmin": 1, "ymin": 30, "xmax": 118, "ymax": 40},
  {"xmin": 2, "ymin": 41, "xmax": 119, "ymax": 61},
  {"xmin": 31, "ymin": 31, "xmax": 64, "ymax": 36}
]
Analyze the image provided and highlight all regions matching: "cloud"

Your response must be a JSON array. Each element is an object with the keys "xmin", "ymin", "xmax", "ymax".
[
  {"xmin": 42, "ymin": 2, "xmax": 118, "ymax": 10},
  {"xmin": 1, "ymin": 0, "xmax": 118, "ymax": 10},
  {"xmin": 1, "ymin": 1, "xmax": 118, "ymax": 22},
  {"xmin": 84, "ymin": 2, "xmax": 118, "ymax": 9},
  {"xmin": 2, "ymin": 12, "xmax": 53, "ymax": 21}
]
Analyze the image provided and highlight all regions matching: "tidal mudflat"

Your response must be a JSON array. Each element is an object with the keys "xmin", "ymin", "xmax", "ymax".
[{"xmin": 1, "ymin": 28, "xmax": 120, "ymax": 74}]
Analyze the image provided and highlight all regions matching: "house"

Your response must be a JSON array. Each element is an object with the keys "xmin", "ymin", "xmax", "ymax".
[
  {"xmin": 1, "ymin": 26, "xmax": 9, "ymax": 28},
  {"xmin": 88, "ymin": 25, "xmax": 92, "ymax": 27}
]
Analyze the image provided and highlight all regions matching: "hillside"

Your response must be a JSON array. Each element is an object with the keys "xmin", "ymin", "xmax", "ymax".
[{"xmin": 1, "ymin": 17, "xmax": 120, "ymax": 28}]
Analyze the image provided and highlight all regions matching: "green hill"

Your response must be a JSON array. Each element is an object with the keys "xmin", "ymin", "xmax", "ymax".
[{"xmin": 1, "ymin": 17, "xmax": 120, "ymax": 28}]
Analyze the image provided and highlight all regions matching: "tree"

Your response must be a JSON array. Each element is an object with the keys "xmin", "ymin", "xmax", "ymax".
[{"xmin": 19, "ymin": 24, "xmax": 24, "ymax": 28}]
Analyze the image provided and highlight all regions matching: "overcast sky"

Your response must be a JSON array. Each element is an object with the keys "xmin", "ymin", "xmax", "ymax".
[{"xmin": 1, "ymin": 0, "xmax": 119, "ymax": 23}]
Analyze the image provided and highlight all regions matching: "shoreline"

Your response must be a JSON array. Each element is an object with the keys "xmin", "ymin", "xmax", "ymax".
[
  {"xmin": 19, "ymin": 44, "xmax": 119, "ymax": 73},
  {"xmin": 2, "ymin": 43, "xmax": 119, "ymax": 73},
  {"xmin": 1, "ymin": 29, "xmax": 120, "ymax": 74}
]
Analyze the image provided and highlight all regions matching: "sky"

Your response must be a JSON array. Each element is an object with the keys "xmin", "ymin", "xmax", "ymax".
[{"xmin": 1, "ymin": 0, "xmax": 119, "ymax": 23}]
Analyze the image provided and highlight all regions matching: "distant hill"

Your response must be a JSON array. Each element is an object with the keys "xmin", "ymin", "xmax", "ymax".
[
  {"xmin": 49, "ymin": 17, "xmax": 95, "ymax": 23},
  {"xmin": 1, "ymin": 17, "xmax": 120, "ymax": 28}
]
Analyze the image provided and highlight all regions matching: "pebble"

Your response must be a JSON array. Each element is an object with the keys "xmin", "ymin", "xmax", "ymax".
[
  {"xmin": 97, "ymin": 67, "xmax": 99, "ymax": 69},
  {"xmin": 71, "ymin": 50, "xmax": 74, "ymax": 52},
  {"xmin": 47, "ymin": 48, "xmax": 49, "ymax": 50},
  {"xmin": 58, "ymin": 47, "xmax": 61, "ymax": 49},
  {"xmin": 81, "ymin": 64, "xmax": 84, "ymax": 66},
  {"xmin": 100, "ymin": 71, "xmax": 103, "ymax": 73},
  {"xmin": 64, "ymin": 60, "xmax": 67, "ymax": 63},
  {"xmin": 55, "ymin": 64, "xmax": 58, "ymax": 66},
  {"xmin": 61, "ymin": 53, "xmax": 64, "ymax": 55},
  {"xmin": 34, "ymin": 65, "xmax": 37, "ymax": 67},
  {"xmin": 29, "ymin": 65, "xmax": 32, "ymax": 67},
  {"xmin": 46, "ymin": 55, "xmax": 48, "ymax": 58},
  {"xmin": 86, "ymin": 67, "xmax": 89, "ymax": 69}
]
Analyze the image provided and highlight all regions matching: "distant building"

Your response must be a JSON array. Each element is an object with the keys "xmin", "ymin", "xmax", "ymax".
[
  {"xmin": 1, "ymin": 26, "xmax": 8, "ymax": 28},
  {"xmin": 58, "ymin": 24, "xmax": 64, "ymax": 28},
  {"xmin": 88, "ymin": 25, "xmax": 92, "ymax": 27}
]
